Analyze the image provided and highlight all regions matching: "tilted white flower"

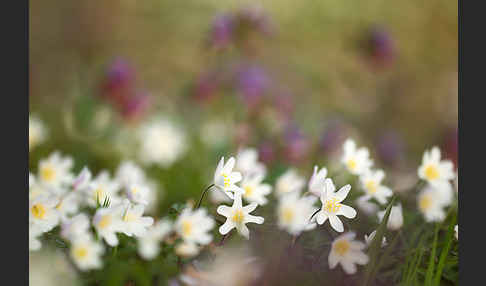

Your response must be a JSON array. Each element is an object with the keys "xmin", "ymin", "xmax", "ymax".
[
  {"xmin": 137, "ymin": 118, "xmax": 187, "ymax": 168},
  {"xmin": 359, "ymin": 169, "xmax": 393, "ymax": 205},
  {"xmin": 329, "ymin": 232, "xmax": 369, "ymax": 274},
  {"xmin": 356, "ymin": 195, "xmax": 379, "ymax": 216},
  {"xmin": 29, "ymin": 226, "xmax": 43, "ymax": 251},
  {"xmin": 308, "ymin": 165, "xmax": 328, "ymax": 197},
  {"xmin": 138, "ymin": 219, "xmax": 172, "ymax": 260},
  {"xmin": 417, "ymin": 186, "xmax": 449, "ymax": 223},
  {"xmin": 341, "ymin": 138, "xmax": 373, "ymax": 176},
  {"xmin": 175, "ymin": 207, "xmax": 215, "ymax": 247},
  {"xmin": 119, "ymin": 200, "xmax": 154, "ymax": 237},
  {"xmin": 125, "ymin": 182, "xmax": 152, "ymax": 205},
  {"xmin": 70, "ymin": 235, "xmax": 105, "ymax": 271},
  {"xmin": 241, "ymin": 173, "xmax": 272, "ymax": 206},
  {"xmin": 61, "ymin": 213, "xmax": 91, "ymax": 242},
  {"xmin": 417, "ymin": 147, "xmax": 455, "ymax": 203},
  {"xmin": 277, "ymin": 192, "xmax": 318, "ymax": 235},
  {"xmin": 217, "ymin": 193, "xmax": 264, "ymax": 239},
  {"xmin": 92, "ymin": 205, "xmax": 124, "ymax": 246},
  {"xmin": 235, "ymin": 148, "xmax": 267, "ymax": 178},
  {"xmin": 115, "ymin": 161, "xmax": 147, "ymax": 188},
  {"xmin": 37, "ymin": 152, "xmax": 74, "ymax": 191},
  {"xmin": 29, "ymin": 115, "xmax": 48, "ymax": 151},
  {"xmin": 454, "ymin": 225, "xmax": 458, "ymax": 240},
  {"xmin": 275, "ymin": 169, "xmax": 305, "ymax": 197},
  {"xmin": 315, "ymin": 179, "xmax": 356, "ymax": 232},
  {"xmin": 377, "ymin": 203, "xmax": 404, "ymax": 230},
  {"xmin": 83, "ymin": 170, "xmax": 121, "ymax": 207},
  {"xmin": 364, "ymin": 230, "xmax": 387, "ymax": 248},
  {"xmin": 29, "ymin": 194, "xmax": 60, "ymax": 233},
  {"xmin": 213, "ymin": 157, "xmax": 244, "ymax": 199}
]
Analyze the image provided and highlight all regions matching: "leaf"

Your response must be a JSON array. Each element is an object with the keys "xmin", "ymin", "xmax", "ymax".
[
  {"xmin": 433, "ymin": 215, "xmax": 457, "ymax": 286},
  {"xmin": 424, "ymin": 223, "xmax": 440, "ymax": 285}
]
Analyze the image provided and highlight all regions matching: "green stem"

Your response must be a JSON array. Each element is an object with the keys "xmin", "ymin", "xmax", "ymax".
[{"xmin": 195, "ymin": 184, "xmax": 214, "ymax": 209}]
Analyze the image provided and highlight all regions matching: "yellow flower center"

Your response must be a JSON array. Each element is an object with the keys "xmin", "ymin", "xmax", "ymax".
[
  {"xmin": 365, "ymin": 180, "xmax": 378, "ymax": 194},
  {"xmin": 281, "ymin": 207, "xmax": 294, "ymax": 223},
  {"xmin": 244, "ymin": 186, "xmax": 253, "ymax": 197},
  {"xmin": 425, "ymin": 165, "xmax": 439, "ymax": 181},
  {"xmin": 232, "ymin": 209, "xmax": 245, "ymax": 224},
  {"xmin": 73, "ymin": 246, "xmax": 88, "ymax": 259},
  {"xmin": 347, "ymin": 159, "xmax": 357, "ymax": 171},
  {"xmin": 123, "ymin": 212, "xmax": 136, "ymax": 222},
  {"xmin": 41, "ymin": 166, "xmax": 56, "ymax": 182},
  {"xmin": 325, "ymin": 198, "xmax": 342, "ymax": 214},
  {"xmin": 334, "ymin": 239, "xmax": 350, "ymax": 256},
  {"xmin": 222, "ymin": 174, "xmax": 230, "ymax": 188},
  {"xmin": 419, "ymin": 194, "xmax": 433, "ymax": 211},
  {"xmin": 182, "ymin": 221, "xmax": 192, "ymax": 236},
  {"xmin": 98, "ymin": 215, "xmax": 112, "ymax": 229},
  {"xmin": 31, "ymin": 203, "xmax": 46, "ymax": 219}
]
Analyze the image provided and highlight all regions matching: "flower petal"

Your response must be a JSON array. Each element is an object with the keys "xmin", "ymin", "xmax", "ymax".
[
  {"xmin": 336, "ymin": 204, "xmax": 356, "ymax": 218},
  {"xmin": 329, "ymin": 215, "xmax": 344, "ymax": 232},
  {"xmin": 219, "ymin": 220, "xmax": 235, "ymax": 235}
]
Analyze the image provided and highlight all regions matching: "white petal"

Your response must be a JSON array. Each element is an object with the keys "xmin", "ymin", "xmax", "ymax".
[
  {"xmin": 316, "ymin": 212, "xmax": 328, "ymax": 225},
  {"xmin": 337, "ymin": 205, "xmax": 357, "ymax": 219},
  {"xmin": 329, "ymin": 215, "xmax": 344, "ymax": 232},
  {"xmin": 351, "ymin": 251, "xmax": 369, "ymax": 265},
  {"xmin": 341, "ymin": 259, "xmax": 357, "ymax": 274},
  {"xmin": 238, "ymin": 224, "xmax": 250, "ymax": 239},
  {"xmin": 219, "ymin": 220, "xmax": 235, "ymax": 235},
  {"xmin": 243, "ymin": 203, "xmax": 258, "ymax": 213},
  {"xmin": 328, "ymin": 252, "xmax": 339, "ymax": 269},
  {"xmin": 245, "ymin": 214, "xmax": 264, "ymax": 224},
  {"xmin": 217, "ymin": 205, "xmax": 232, "ymax": 217},
  {"xmin": 335, "ymin": 185, "xmax": 351, "ymax": 202}
]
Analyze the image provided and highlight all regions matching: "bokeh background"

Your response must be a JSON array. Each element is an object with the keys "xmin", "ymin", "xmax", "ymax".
[{"xmin": 29, "ymin": 0, "xmax": 457, "ymax": 285}]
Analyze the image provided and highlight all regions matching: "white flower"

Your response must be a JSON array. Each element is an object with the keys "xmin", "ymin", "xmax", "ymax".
[
  {"xmin": 277, "ymin": 192, "xmax": 318, "ymax": 235},
  {"xmin": 92, "ymin": 205, "xmax": 124, "ymax": 246},
  {"xmin": 70, "ymin": 235, "xmax": 104, "ymax": 271},
  {"xmin": 29, "ymin": 115, "xmax": 48, "ymax": 151},
  {"xmin": 125, "ymin": 182, "xmax": 151, "ymax": 205},
  {"xmin": 241, "ymin": 173, "xmax": 272, "ymax": 206},
  {"xmin": 72, "ymin": 167, "xmax": 92, "ymax": 191},
  {"xmin": 29, "ymin": 194, "xmax": 60, "ymax": 233},
  {"xmin": 377, "ymin": 203, "xmax": 404, "ymax": 230},
  {"xmin": 213, "ymin": 157, "xmax": 243, "ymax": 199},
  {"xmin": 119, "ymin": 201, "xmax": 154, "ymax": 237},
  {"xmin": 454, "ymin": 225, "xmax": 458, "ymax": 240},
  {"xmin": 61, "ymin": 213, "xmax": 91, "ymax": 242},
  {"xmin": 364, "ymin": 230, "xmax": 387, "ymax": 248},
  {"xmin": 115, "ymin": 161, "xmax": 147, "ymax": 187},
  {"xmin": 137, "ymin": 118, "xmax": 187, "ymax": 168},
  {"xmin": 329, "ymin": 232, "xmax": 369, "ymax": 274},
  {"xmin": 341, "ymin": 139, "xmax": 373, "ymax": 176},
  {"xmin": 275, "ymin": 169, "xmax": 305, "ymax": 197},
  {"xmin": 356, "ymin": 195, "xmax": 379, "ymax": 216},
  {"xmin": 417, "ymin": 147, "xmax": 455, "ymax": 203},
  {"xmin": 308, "ymin": 165, "xmax": 328, "ymax": 197},
  {"xmin": 138, "ymin": 219, "xmax": 172, "ymax": 260},
  {"xmin": 209, "ymin": 188, "xmax": 232, "ymax": 204},
  {"xmin": 315, "ymin": 179, "xmax": 356, "ymax": 233},
  {"xmin": 37, "ymin": 152, "xmax": 74, "ymax": 190},
  {"xmin": 29, "ymin": 226, "xmax": 43, "ymax": 251},
  {"xmin": 417, "ymin": 186, "xmax": 449, "ymax": 223},
  {"xmin": 175, "ymin": 208, "xmax": 215, "ymax": 246},
  {"xmin": 175, "ymin": 242, "xmax": 200, "ymax": 257},
  {"xmin": 83, "ymin": 171, "xmax": 121, "ymax": 207},
  {"xmin": 29, "ymin": 172, "xmax": 35, "ymax": 189},
  {"xmin": 217, "ymin": 193, "xmax": 264, "ymax": 239},
  {"xmin": 55, "ymin": 191, "xmax": 82, "ymax": 219},
  {"xmin": 235, "ymin": 148, "xmax": 267, "ymax": 178},
  {"xmin": 359, "ymin": 169, "xmax": 393, "ymax": 205}
]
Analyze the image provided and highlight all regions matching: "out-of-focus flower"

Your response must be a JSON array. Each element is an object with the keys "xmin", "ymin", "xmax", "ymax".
[
  {"xmin": 92, "ymin": 205, "xmax": 124, "ymax": 246},
  {"xmin": 37, "ymin": 152, "xmax": 74, "ymax": 191},
  {"xmin": 100, "ymin": 58, "xmax": 136, "ymax": 99},
  {"xmin": 138, "ymin": 219, "xmax": 172, "ymax": 260},
  {"xmin": 341, "ymin": 139, "xmax": 373, "ymax": 176},
  {"xmin": 455, "ymin": 225, "xmax": 458, "ymax": 240},
  {"xmin": 120, "ymin": 90, "xmax": 151, "ymax": 121},
  {"xmin": 29, "ymin": 195, "xmax": 60, "ymax": 233},
  {"xmin": 82, "ymin": 170, "xmax": 121, "ymax": 208},
  {"xmin": 235, "ymin": 147, "xmax": 267, "ymax": 178},
  {"xmin": 356, "ymin": 195, "xmax": 379, "ymax": 216},
  {"xmin": 258, "ymin": 141, "xmax": 276, "ymax": 164},
  {"xmin": 29, "ymin": 227, "xmax": 43, "ymax": 251},
  {"xmin": 217, "ymin": 193, "xmax": 264, "ymax": 239},
  {"xmin": 377, "ymin": 203, "xmax": 404, "ymax": 230},
  {"xmin": 70, "ymin": 235, "xmax": 104, "ymax": 271},
  {"xmin": 275, "ymin": 169, "xmax": 305, "ymax": 197},
  {"xmin": 417, "ymin": 186, "xmax": 449, "ymax": 223},
  {"xmin": 277, "ymin": 192, "xmax": 318, "ymax": 235},
  {"xmin": 119, "ymin": 200, "xmax": 154, "ymax": 237},
  {"xmin": 241, "ymin": 173, "xmax": 272, "ymax": 206},
  {"xmin": 125, "ymin": 182, "xmax": 151, "ymax": 206},
  {"xmin": 283, "ymin": 124, "xmax": 311, "ymax": 164},
  {"xmin": 55, "ymin": 191, "xmax": 82, "ymax": 220},
  {"xmin": 364, "ymin": 230, "xmax": 387, "ymax": 248},
  {"xmin": 61, "ymin": 213, "xmax": 91, "ymax": 242},
  {"xmin": 362, "ymin": 25, "xmax": 395, "ymax": 69},
  {"xmin": 213, "ymin": 157, "xmax": 244, "ymax": 199},
  {"xmin": 208, "ymin": 13, "xmax": 234, "ymax": 50},
  {"xmin": 175, "ymin": 241, "xmax": 200, "ymax": 258},
  {"xmin": 315, "ymin": 179, "xmax": 356, "ymax": 233},
  {"xmin": 329, "ymin": 232, "xmax": 369, "ymax": 275},
  {"xmin": 359, "ymin": 169, "xmax": 393, "ymax": 205},
  {"xmin": 29, "ymin": 115, "xmax": 48, "ymax": 151},
  {"xmin": 115, "ymin": 161, "xmax": 147, "ymax": 188},
  {"xmin": 174, "ymin": 208, "xmax": 215, "ymax": 250},
  {"xmin": 308, "ymin": 165, "xmax": 328, "ymax": 197},
  {"xmin": 193, "ymin": 71, "xmax": 221, "ymax": 104},
  {"xmin": 235, "ymin": 65, "xmax": 269, "ymax": 109},
  {"xmin": 376, "ymin": 131, "xmax": 405, "ymax": 168},
  {"xmin": 320, "ymin": 119, "xmax": 349, "ymax": 156},
  {"xmin": 418, "ymin": 146, "xmax": 454, "ymax": 203},
  {"xmin": 137, "ymin": 117, "xmax": 187, "ymax": 168},
  {"xmin": 72, "ymin": 167, "xmax": 92, "ymax": 191}
]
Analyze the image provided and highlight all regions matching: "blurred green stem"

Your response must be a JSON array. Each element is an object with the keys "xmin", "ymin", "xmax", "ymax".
[{"xmin": 195, "ymin": 184, "xmax": 214, "ymax": 209}]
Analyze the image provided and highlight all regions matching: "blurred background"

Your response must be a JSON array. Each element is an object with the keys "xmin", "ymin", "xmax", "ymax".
[{"xmin": 29, "ymin": 0, "xmax": 457, "ymax": 284}]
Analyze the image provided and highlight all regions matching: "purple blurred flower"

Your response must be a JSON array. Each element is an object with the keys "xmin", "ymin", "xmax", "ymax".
[
  {"xmin": 364, "ymin": 25, "xmax": 395, "ymax": 68},
  {"xmin": 319, "ymin": 120, "xmax": 349, "ymax": 155},
  {"xmin": 376, "ymin": 131, "xmax": 405, "ymax": 168},
  {"xmin": 283, "ymin": 124, "xmax": 310, "ymax": 164},
  {"xmin": 236, "ymin": 65, "xmax": 270, "ymax": 108},
  {"xmin": 209, "ymin": 14, "xmax": 234, "ymax": 49},
  {"xmin": 101, "ymin": 58, "xmax": 136, "ymax": 97},
  {"xmin": 120, "ymin": 91, "xmax": 151, "ymax": 121},
  {"xmin": 258, "ymin": 141, "xmax": 276, "ymax": 164},
  {"xmin": 193, "ymin": 71, "xmax": 221, "ymax": 103}
]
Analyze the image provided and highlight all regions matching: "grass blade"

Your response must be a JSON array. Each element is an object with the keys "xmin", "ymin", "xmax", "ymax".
[
  {"xmin": 433, "ymin": 215, "xmax": 457, "ymax": 286},
  {"xmin": 424, "ymin": 223, "xmax": 440, "ymax": 285}
]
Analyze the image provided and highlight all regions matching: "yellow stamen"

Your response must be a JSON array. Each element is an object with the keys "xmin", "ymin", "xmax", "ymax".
[
  {"xmin": 334, "ymin": 239, "xmax": 350, "ymax": 256},
  {"xmin": 419, "ymin": 194, "xmax": 433, "ymax": 211},
  {"xmin": 232, "ymin": 209, "xmax": 245, "ymax": 224},
  {"xmin": 347, "ymin": 159, "xmax": 357, "ymax": 171},
  {"xmin": 244, "ymin": 186, "xmax": 253, "ymax": 197},
  {"xmin": 325, "ymin": 198, "xmax": 341, "ymax": 214},
  {"xmin": 98, "ymin": 215, "xmax": 111, "ymax": 229},
  {"xmin": 365, "ymin": 180, "xmax": 378, "ymax": 194},
  {"xmin": 222, "ymin": 174, "xmax": 230, "ymax": 188},
  {"xmin": 31, "ymin": 203, "xmax": 46, "ymax": 219},
  {"xmin": 41, "ymin": 166, "xmax": 56, "ymax": 182},
  {"xmin": 73, "ymin": 246, "xmax": 88, "ymax": 259},
  {"xmin": 182, "ymin": 221, "xmax": 192, "ymax": 236},
  {"xmin": 281, "ymin": 207, "xmax": 294, "ymax": 223},
  {"xmin": 424, "ymin": 165, "xmax": 439, "ymax": 180}
]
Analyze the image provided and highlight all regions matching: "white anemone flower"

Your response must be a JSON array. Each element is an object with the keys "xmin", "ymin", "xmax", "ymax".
[
  {"xmin": 137, "ymin": 118, "xmax": 187, "ymax": 168},
  {"xmin": 61, "ymin": 213, "xmax": 91, "ymax": 242},
  {"xmin": 417, "ymin": 186, "xmax": 449, "ymax": 223},
  {"xmin": 308, "ymin": 165, "xmax": 328, "ymax": 197},
  {"xmin": 277, "ymin": 192, "xmax": 318, "ymax": 235},
  {"xmin": 174, "ymin": 208, "xmax": 215, "ymax": 247},
  {"xmin": 138, "ymin": 219, "xmax": 172, "ymax": 260},
  {"xmin": 70, "ymin": 235, "xmax": 104, "ymax": 271},
  {"xmin": 418, "ymin": 147, "xmax": 455, "ymax": 203},
  {"xmin": 217, "ymin": 193, "xmax": 264, "ymax": 239},
  {"xmin": 241, "ymin": 173, "xmax": 272, "ymax": 206},
  {"xmin": 92, "ymin": 205, "xmax": 124, "ymax": 246},
  {"xmin": 213, "ymin": 157, "xmax": 244, "ymax": 199},
  {"xmin": 341, "ymin": 139, "xmax": 373, "ymax": 176},
  {"xmin": 37, "ymin": 152, "xmax": 74, "ymax": 190},
  {"xmin": 275, "ymin": 169, "xmax": 305, "ymax": 197},
  {"xmin": 119, "ymin": 201, "xmax": 154, "ymax": 237},
  {"xmin": 55, "ymin": 191, "xmax": 82, "ymax": 220},
  {"xmin": 364, "ymin": 230, "xmax": 387, "ymax": 248},
  {"xmin": 315, "ymin": 179, "xmax": 356, "ymax": 232},
  {"xmin": 115, "ymin": 161, "xmax": 147, "ymax": 188},
  {"xmin": 359, "ymin": 169, "xmax": 393, "ymax": 205},
  {"xmin": 29, "ymin": 194, "xmax": 60, "ymax": 233},
  {"xmin": 83, "ymin": 170, "xmax": 121, "ymax": 207},
  {"xmin": 329, "ymin": 232, "xmax": 369, "ymax": 274},
  {"xmin": 235, "ymin": 148, "xmax": 267, "ymax": 178},
  {"xmin": 377, "ymin": 203, "xmax": 404, "ymax": 230},
  {"xmin": 29, "ymin": 115, "xmax": 48, "ymax": 151},
  {"xmin": 126, "ymin": 182, "xmax": 152, "ymax": 205}
]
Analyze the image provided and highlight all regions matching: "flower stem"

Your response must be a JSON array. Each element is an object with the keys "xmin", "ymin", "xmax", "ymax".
[{"xmin": 195, "ymin": 184, "xmax": 214, "ymax": 209}]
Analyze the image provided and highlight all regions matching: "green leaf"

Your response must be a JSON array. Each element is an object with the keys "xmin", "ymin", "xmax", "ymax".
[
  {"xmin": 424, "ymin": 223, "xmax": 440, "ymax": 285},
  {"xmin": 433, "ymin": 215, "xmax": 457, "ymax": 286}
]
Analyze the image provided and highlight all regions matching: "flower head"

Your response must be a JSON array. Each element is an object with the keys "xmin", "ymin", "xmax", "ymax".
[
  {"xmin": 175, "ymin": 208, "xmax": 215, "ymax": 247},
  {"xmin": 308, "ymin": 165, "xmax": 328, "ymax": 197},
  {"xmin": 341, "ymin": 139, "xmax": 373, "ymax": 176},
  {"xmin": 70, "ymin": 235, "xmax": 104, "ymax": 271},
  {"xmin": 417, "ymin": 186, "xmax": 449, "ymax": 223},
  {"xmin": 377, "ymin": 203, "xmax": 404, "ymax": 230},
  {"xmin": 118, "ymin": 201, "xmax": 154, "ymax": 237},
  {"xmin": 359, "ymin": 169, "xmax": 393, "ymax": 205},
  {"xmin": 83, "ymin": 170, "xmax": 121, "ymax": 207},
  {"xmin": 275, "ymin": 169, "xmax": 305, "ymax": 197},
  {"xmin": 315, "ymin": 179, "xmax": 356, "ymax": 232},
  {"xmin": 213, "ymin": 157, "xmax": 244, "ymax": 199},
  {"xmin": 29, "ymin": 194, "xmax": 60, "ymax": 233},
  {"xmin": 138, "ymin": 219, "xmax": 172, "ymax": 260},
  {"xmin": 241, "ymin": 173, "xmax": 272, "ymax": 206},
  {"xmin": 61, "ymin": 213, "xmax": 91, "ymax": 242},
  {"xmin": 92, "ymin": 205, "xmax": 124, "ymax": 246},
  {"xmin": 235, "ymin": 148, "xmax": 267, "ymax": 178},
  {"xmin": 329, "ymin": 232, "xmax": 369, "ymax": 274},
  {"xmin": 277, "ymin": 192, "xmax": 318, "ymax": 235},
  {"xmin": 217, "ymin": 193, "xmax": 264, "ymax": 239},
  {"xmin": 418, "ymin": 147, "xmax": 455, "ymax": 202},
  {"xmin": 37, "ymin": 152, "xmax": 74, "ymax": 190}
]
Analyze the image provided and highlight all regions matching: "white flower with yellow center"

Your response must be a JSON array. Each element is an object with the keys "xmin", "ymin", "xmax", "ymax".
[
  {"xmin": 418, "ymin": 147, "xmax": 455, "ymax": 202},
  {"xmin": 275, "ymin": 169, "xmax": 305, "ymax": 197},
  {"xmin": 126, "ymin": 182, "xmax": 151, "ymax": 205},
  {"xmin": 37, "ymin": 152, "xmax": 74, "ymax": 190},
  {"xmin": 329, "ymin": 232, "xmax": 369, "ymax": 274},
  {"xmin": 241, "ymin": 173, "xmax": 272, "ymax": 206},
  {"xmin": 138, "ymin": 219, "xmax": 172, "ymax": 260},
  {"xmin": 308, "ymin": 165, "xmax": 328, "ymax": 197},
  {"xmin": 115, "ymin": 161, "xmax": 147, "ymax": 188},
  {"xmin": 29, "ymin": 173, "xmax": 49, "ymax": 200},
  {"xmin": 119, "ymin": 201, "xmax": 154, "ymax": 237},
  {"xmin": 364, "ymin": 230, "xmax": 387, "ymax": 248},
  {"xmin": 29, "ymin": 195, "xmax": 60, "ymax": 233},
  {"xmin": 213, "ymin": 157, "xmax": 244, "ymax": 199},
  {"xmin": 137, "ymin": 118, "xmax": 187, "ymax": 168},
  {"xmin": 92, "ymin": 205, "xmax": 124, "ymax": 246},
  {"xmin": 175, "ymin": 208, "xmax": 215, "ymax": 247},
  {"xmin": 83, "ymin": 171, "xmax": 121, "ymax": 207},
  {"xmin": 29, "ymin": 226, "xmax": 43, "ymax": 251},
  {"xmin": 359, "ymin": 169, "xmax": 393, "ymax": 205},
  {"xmin": 29, "ymin": 115, "xmax": 47, "ymax": 151},
  {"xmin": 70, "ymin": 235, "xmax": 104, "ymax": 271},
  {"xmin": 341, "ymin": 139, "xmax": 373, "ymax": 176},
  {"xmin": 235, "ymin": 148, "xmax": 267, "ymax": 178},
  {"xmin": 55, "ymin": 191, "xmax": 82, "ymax": 220},
  {"xmin": 277, "ymin": 192, "xmax": 318, "ymax": 235},
  {"xmin": 175, "ymin": 241, "xmax": 200, "ymax": 258},
  {"xmin": 377, "ymin": 203, "xmax": 404, "ymax": 230},
  {"xmin": 315, "ymin": 179, "xmax": 356, "ymax": 232},
  {"xmin": 61, "ymin": 213, "xmax": 91, "ymax": 242},
  {"xmin": 416, "ymin": 186, "xmax": 449, "ymax": 223},
  {"xmin": 217, "ymin": 193, "xmax": 264, "ymax": 239}
]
